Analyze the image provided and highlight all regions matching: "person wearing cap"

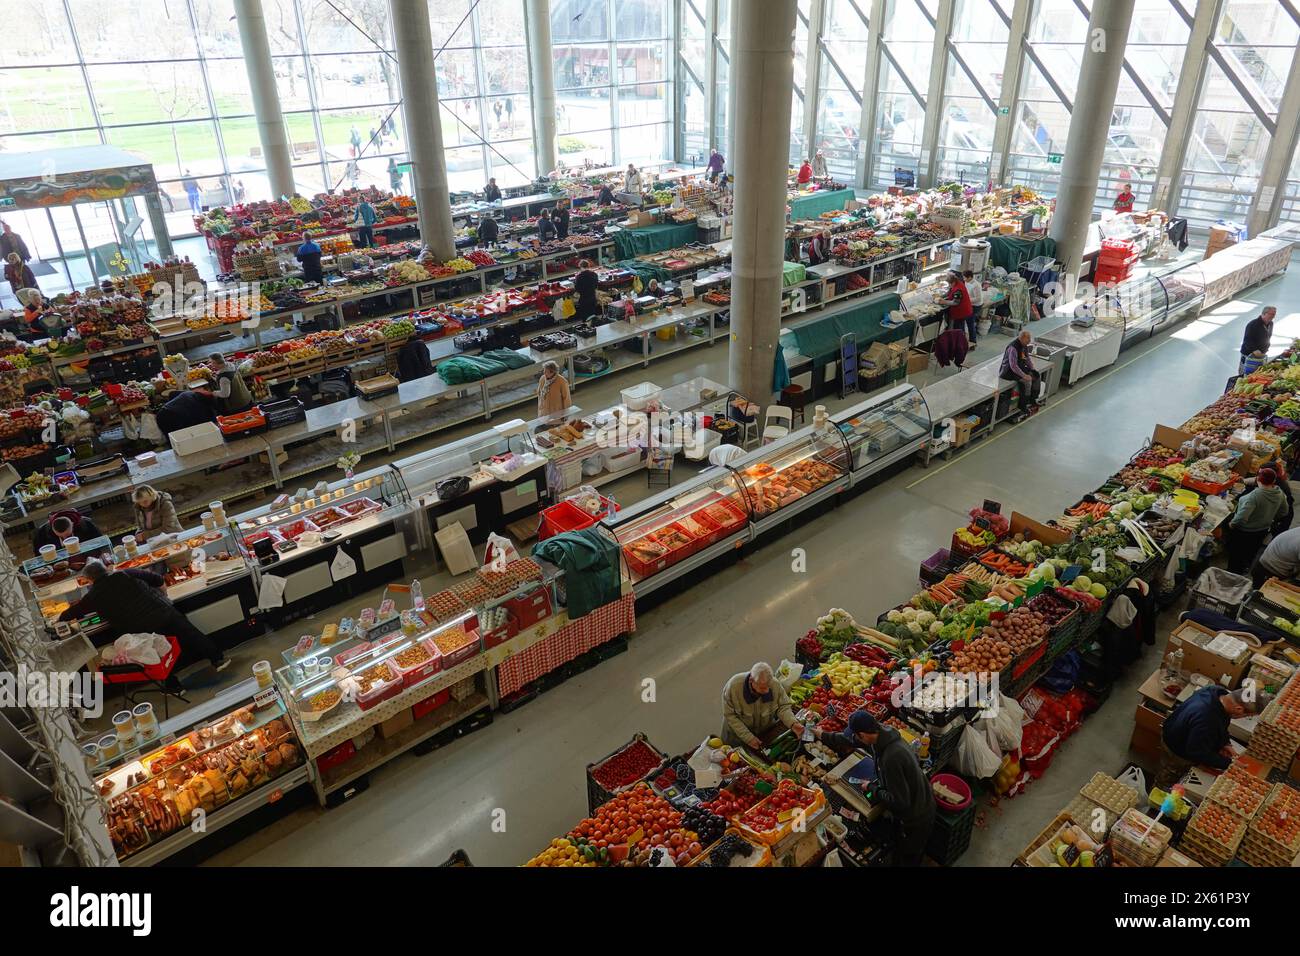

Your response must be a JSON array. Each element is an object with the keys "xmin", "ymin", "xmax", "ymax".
[
  {"xmin": 720, "ymin": 662, "xmax": 805, "ymax": 750},
  {"xmin": 1226, "ymin": 467, "xmax": 1286, "ymax": 573},
  {"xmin": 816, "ymin": 709, "xmax": 935, "ymax": 866},
  {"xmin": 1160, "ymin": 687, "xmax": 1268, "ymax": 780}
]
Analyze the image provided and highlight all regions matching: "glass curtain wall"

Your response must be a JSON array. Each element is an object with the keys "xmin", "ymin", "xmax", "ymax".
[
  {"xmin": 550, "ymin": 0, "xmax": 674, "ymax": 170},
  {"xmin": 936, "ymin": 0, "xmax": 1006, "ymax": 186},
  {"xmin": 815, "ymin": 0, "xmax": 870, "ymax": 181},
  {"xmin": 678, "ymin": 0, "xmax": 709, "ymax": 164},
  {"xmin": 0, "ymin": 0, "xmax": 538, "ymax": 252},
  {"xmin": 866, "ymin": 0, "xmax": 934, "ymax": 188}
]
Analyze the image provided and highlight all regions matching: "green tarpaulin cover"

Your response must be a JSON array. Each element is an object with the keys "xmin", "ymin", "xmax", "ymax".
[
  {"xmin": 786, "ymin": 295, "xmax": 911, "ymax": 380},
  {"xmin": 436, "ymin": 349, "xmax": 535, "ymax": 384},
  {"xmin": 987, "ymin": 235, "xmax": 1057, "ymax": 273},
  {"xmin": 614, "ymin": 259, "xmax": 672, "ymax": 284},
  {"xmin": 782, "ymin": 261, "xmax": 807, "ymax": 287},
  {"xmin": 532, "ymin": 528, "xmax": 621, "ymax": 619},
  {"xmin": 788, "ymin": 187, "xmax": 855, "ymax": 220},
  {"xmin": 613, "ymin": 222, "xmax": 700, "ymax": 259}
]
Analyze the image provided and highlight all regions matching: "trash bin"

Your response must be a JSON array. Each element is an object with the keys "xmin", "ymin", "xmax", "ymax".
[{"xmin": 1188, "ymin": 567, "xmax": 1253, "ymax": 617}]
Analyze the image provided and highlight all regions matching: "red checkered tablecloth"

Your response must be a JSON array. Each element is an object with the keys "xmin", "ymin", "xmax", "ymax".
[{"xmin": 497, "ymin": 594, "xmax": 636, "ymax": 697}]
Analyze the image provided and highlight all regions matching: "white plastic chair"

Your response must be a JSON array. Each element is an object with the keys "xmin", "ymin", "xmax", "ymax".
[
  {"xmin": 761, "ymin": 405, "xmax": 793, "ymax": 445},
  {"xmin": 707, "ymin": 444, "xmax": 747, "ymax": 467}
]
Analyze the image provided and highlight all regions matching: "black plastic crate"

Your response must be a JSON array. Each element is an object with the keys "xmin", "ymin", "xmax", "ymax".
[{"xmin": 926, "ymin": 801, "xmax": 975, "ymax": 865}]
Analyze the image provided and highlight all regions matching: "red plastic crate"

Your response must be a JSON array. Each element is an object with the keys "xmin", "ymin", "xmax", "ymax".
[
  {"xmin": 315, "ymin": 740, "xmax": 356, "ymax": 773},
  {"xmin": 504, "ymin": 586, "xmax": 553, "ymax": 629},
  {"xmin": 537, "ymin": 498, "xmax": 617, "ymax": 540},
  {"xmin": 480, "ymin": 610, "xmax": 519, "ymax": 649},
  {"xmin": 412, "ymin": 688, "xmax": 451, "ymax": 720}
]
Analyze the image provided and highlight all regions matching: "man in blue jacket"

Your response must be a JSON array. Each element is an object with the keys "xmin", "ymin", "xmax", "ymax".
[
  {"xmin": 1161, "ymin": 687, "xmax": 1266, "ymax": 779},
  {"xmin": 816, "ymin": 709, "xmax": 935, "ymax": 865}
]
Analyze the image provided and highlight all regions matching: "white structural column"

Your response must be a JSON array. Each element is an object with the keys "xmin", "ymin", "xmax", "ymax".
[
  {"xmin": 233, "ymin": 0, "xmax": 295, "ymax": 199},
  {"xmin": 1150, "ymin": 0, "xmax": 1221, "ymax": 216},
  {"xmin": 726, "ymin": 5, "xmax": 741, "ymax": 168},
  {"xmin": 390, "ymin": 0, "xmax": 456, "ymax": 261},
  {"xmin": 1247, "ymin": 49, "xmax": 1300, "ymax": 234},
  {"xmin": 728, "ymin": 0, "xmax": 798, "ymax": 406},
  {"xmin": 801, "ymin": 0, "xmax": 826, "ymax": 160},
  {"xmin": 525, "ymin": 0, "xmax": 558, "ymax": 177},
  {"xmin": 989, "ymin": 0, "xmax": 1032, "ymax": 187},
  {"xmin": 854, "ymin": 0, "xmax": 886, "ymax": 188},
  {"xmin": 1047, "ymin": 0, "xmax": 1134, "ymax": 277},
  {"xmin": 918, "ymin": 0, "xmax": 955, "ymax": 188}
]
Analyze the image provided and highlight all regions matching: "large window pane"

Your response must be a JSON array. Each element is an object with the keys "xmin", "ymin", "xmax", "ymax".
[
  {"xmin": 4, "ymin": 8, "xmax": 79, "ymax": 67},
  {"xmin": 106, "ymin": 121, "xmax": 225, "ymax": 180},
  {"xmin": 88, "ymin": 63, "xmax": 213, "ymax": 125},
  {"xmin": 67, "ymin": 0, "xmax": 199, "ymax": 61},
  {"xmin": 553, "ymin": 0, "xmax": 611, "ymax": 42},
  {"xmin": 299, "ymin": 0, "xmax": 394, "ymax": 54},
  {"xmin": 0, "ymin": 67, "xmax": 97, "ymax": 132},
  {"xmin": 618, "ymin": 83, "xmax": 669, "ymax": 126}
]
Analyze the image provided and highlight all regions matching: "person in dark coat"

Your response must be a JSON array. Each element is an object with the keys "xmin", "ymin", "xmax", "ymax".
[
  {"xmin": 476, "ymin": 215, "xmax": 499, "ymax": 247},
  {"xmin": 484, "ymin": 178, "xmax": 502, "ymax": 202},
  {"xmin": 817, "ymin": 710, "xmax": 935, "ymax": 866},
  {"xmin": 537, "ymin": 209, "xmax": 558, "ymax": 243},
  {"xmin": 396, "ymin": 337, "xmax": 433, "ymax": 382},
  {"xmin": 155, "ymin": 389, "xmax": 217, "ymax": 438},
  {"xmin": 1161, "ymin": 687, "xmax": 1265, "ymax": 773},
  {"xmin": 60, "ymin": 559, "xmax": 227, "ymax": 670},
  {"xmin": 1239, "ymin": 306, "xmax": 1275, "ymax": 373},
  {"xmin": 572, "ymin": 260, "xmax": 600, "ymax": 320},
  {"xmin": 33, "ymin": 512, "xmax": 103, "ymax": 553},
  {"xmin": 295, "ymin": 233, "xmax": 323, "ymax": 284},
  {"xmin": 597, "ymin": 184, "xmax": 615, "ymax": 205},
  {"xmin": 555, "ymin": 204, "xmax": 571, "ymax": 240}
]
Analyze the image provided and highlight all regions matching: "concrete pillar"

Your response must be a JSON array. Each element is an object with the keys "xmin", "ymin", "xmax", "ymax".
[
  {"xmin": 1046, "ymin": 0, "xmax": 1134, "ymax": 278},
  {"xmin": 728, "ymin": 0, "xmax": 797, "ymax": 406},
  {"xmin": 525, "ymin": 0, "xmax": 557, "ymax": 177},
  {"xmin": 233, "ymin": 0, "xmax": 295, "ymax": 199},
  {"xmin": 143, "ymin": 192, "xmax": 174, "ymax": 260},
  {"xmin": 1247, "ymin": 48, "xmax": 1300, "ymax": 235},
  {"xmin": 390, "ymin": 0, "xmax": 456, "ymax": 262},
  {"xmin": 1150, "ymin": 0, "xmax": 1221, "ymax": 216},
  {"xmin": 726, "ymin": 4, "xmax": 740, "ymax": 169}
]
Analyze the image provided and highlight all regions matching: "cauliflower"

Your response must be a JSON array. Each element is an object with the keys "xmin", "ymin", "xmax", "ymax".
[
  {"xmin": 906, "ymin": 621, "xmax": 923, "ymax": 635},
  {"xmin": 901, "ymin": 607, "xmax": 918, "ymax": 622},
  {"xmin": 887, "ymin": 609, "xmax": 904, "ymax": 623},
  {"xmin": 916, "ymin": 610, "xmax": 935, "ymax": 627}
]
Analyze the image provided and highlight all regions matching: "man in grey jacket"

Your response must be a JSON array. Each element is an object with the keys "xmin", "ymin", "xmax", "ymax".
[
  {"xmin": 1254, "ymin": 525, "xmax": 1300, "ymax": 587},
  {"xmin": 817, "ymin": 709, "xmax": 936, "ymax": 865},
  {"xmin": 720, "ymin": 662, "xmax": 804, "ymax": 749}
]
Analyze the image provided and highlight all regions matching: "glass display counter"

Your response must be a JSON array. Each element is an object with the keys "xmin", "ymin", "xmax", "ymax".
[
  {"xmin": 394, "ymin": 416, "xmax": 551, "ymax": 545},
  {"xmin": 832, "ymin": 384, "xmax": 933, "ymax": 481},
  {"xmin": 232, "ymin": 467, "xmax": 415, "ymax": 623},
  {"xmin": 1153, "ymin": 262, "xmax": 1206, "ymax": 329},
  {"xmin": 725, "ymin": 424, "xmax": 852, "ymax": 530},
  {"xmin": 602, "ymin": 467, "xmax": 751, "ymax": 593},
  {"xmin": 90, "ymin": 678, "xmax": 307, "ymax": 865}
]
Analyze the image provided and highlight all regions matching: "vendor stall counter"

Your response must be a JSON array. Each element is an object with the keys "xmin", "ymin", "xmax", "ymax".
[
  {"xmin": 233, "ymin": 466, "xmax": 415, "ymax": 626},
  {"xmin": 831, "ymin": 384, "xmax": 933, "ymax": 483},
  {"xmin": 726, "ymin": 423, "xmax": 853, "ymax": 538}
]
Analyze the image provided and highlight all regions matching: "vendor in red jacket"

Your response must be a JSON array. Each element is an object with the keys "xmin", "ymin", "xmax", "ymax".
[
  {"xmin": 796, "ymin": 159, "xmax": 813, "ymax": 185},
  {"xmin": 942, "ymin": 270, "xmax": 975, "ymax": 347},
  {"xmin": 1113, "ymin": 183, "xmax": 1135, "ymax": 214}
]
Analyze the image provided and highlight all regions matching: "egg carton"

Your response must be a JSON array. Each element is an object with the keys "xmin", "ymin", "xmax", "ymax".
[
  {"xmin": 1245, "ymin": 735, "xmax": 1298, "ymax": 766},
  {"xmin": 1206, "ymin": 770, "xmax": 1272, "ymax": 820},
  {"xmin": 1079, "ymin": 772, "xmax": 1140, "ymax": 816},
  {"xmin": 1177, "ymin": 833, "xmax": 1233, "ymax": 867},
  {"xmin": 1184, "ymin": 803, "xmax": 1248, "ymax": 856},
  {"xmin": 1063, "ymin": 794, "xmax": 1118, "ymax": 839},
  {"xmin": 1233, "ymin": 838, "xmax": 1294, "ymax": 868},
  {"xmin": 1239, "ymin": 784, "xmax": 1300, "ymax": 863}
]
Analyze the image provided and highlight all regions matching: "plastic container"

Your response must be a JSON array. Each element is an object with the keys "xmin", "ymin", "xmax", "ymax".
[
  {"xmin": 353, "ymin": 662, "xmax": 402, "ymax": 711},
  {"xmin": 388, "ymin": 638, "xmax": 444, "ymax": 687},
  {"xmin": 930, "ymin": 773, "xmax": 973, "ymax": 811},
  {"xmin": 620, "ymin": 382, "xmax": 661, "ymax": 411},
  {"xmin": 604, "ymin": 448, "xmax": 644, "ymax": 472},
  {"xmin": 1189, "ymin": 567, "xmax": 1252, "ymax": 617}
]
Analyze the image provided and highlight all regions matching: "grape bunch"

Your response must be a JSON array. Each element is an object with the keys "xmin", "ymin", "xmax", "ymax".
[
  {"xmin": 701, "ymin": 833, "xmax": 755, "ymax": 868},
  {"xmin": 682, "ymin": 807, "xmax": 727, "ymax": 846}
]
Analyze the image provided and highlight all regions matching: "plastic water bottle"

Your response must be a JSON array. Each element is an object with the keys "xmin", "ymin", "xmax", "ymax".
[{"xmin": 410, "ymin": 578, "xmax": 424, "ymax": 610}]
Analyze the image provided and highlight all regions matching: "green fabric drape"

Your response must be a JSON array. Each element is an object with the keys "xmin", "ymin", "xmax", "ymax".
[
  {"xmin": 435, "ymin": 349, "xmax": 535, "ymax": 384},
  {"xmin": 782, "ymin": 261, "xmax": 807, "ymax": 287},
  {"xmin": 532, "ymin": 528, "xmax": 621, "ymax": 619},
  {"xmin": 987, "ymin": 235, "xmax": 1057, "ymax": 273},
  {"xmin": 788, "ymin": 187, "xmax": 855, "ymax": 220},
  {"xmin": 612, "ymin": 222, "xmax": 700, "ymax": 259},
  {"xmin": 786, "ymin": 294, "xmax": 912, "ymax": 380}
]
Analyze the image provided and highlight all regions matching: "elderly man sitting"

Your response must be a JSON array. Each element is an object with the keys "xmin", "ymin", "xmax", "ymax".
[{"xmin": 720, "ymin": 662, "xmax": 804, "ymax": 750}]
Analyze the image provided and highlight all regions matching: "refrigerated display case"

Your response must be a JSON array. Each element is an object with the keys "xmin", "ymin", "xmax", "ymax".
[
  {"xmin": 1153, "ymin": 261, "xmax": 1205, "ymax": 330},
  {"xmin": 394, "ymin": 416, "xmax": 551, "ymax": 545},
  {"xmin": 91, "ymin": 678, "xmax": 308, "ymax": 865},
  {"xmin": 274, "ymin": 558, "xmax": 559, "ymax": 802},
  {"xmin": 726, "ymin": 423, "xmax": 853, "ymax": 534},
  {"xmin": 831, "ymin": 384, "xmax": 932, "ymax": 482},
  {"xmin": 602, "ymin": 467, "xmax": 752, "ymax": 595},
  {"xmin": 233, "ymin": 466, "xmax": 415, "ymax": 624}
]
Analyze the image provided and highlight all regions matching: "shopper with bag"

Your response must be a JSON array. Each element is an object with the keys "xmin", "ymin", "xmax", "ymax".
[
  {"xmin": 816, "ymin": 709, "xmax": 935, "ymax": 865},
  {"xmin": 60, "ymin": 559, "xmax": 228, "ymax": 674}
]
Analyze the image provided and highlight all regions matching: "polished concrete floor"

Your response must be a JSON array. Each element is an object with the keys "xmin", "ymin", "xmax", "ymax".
[{"xmin": 195, "ymin": 245, "xmax": 1297, "ymax": 866}]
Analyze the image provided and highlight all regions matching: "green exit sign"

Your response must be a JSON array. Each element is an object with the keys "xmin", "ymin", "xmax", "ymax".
[
  {"xmin": 1047, "ymin": 153, "xmax": 1063, "ymax": 164},
  {"xmin": 998, "ymin": 106, "xmax": 1010, "ymax": 115},
  {"xmin": 0, "ymin": 197, "xmax": 14, "ymax": 208},
  {"xmin": 395, "ymin": 162, "xmax": 413, "ymax": 173}
]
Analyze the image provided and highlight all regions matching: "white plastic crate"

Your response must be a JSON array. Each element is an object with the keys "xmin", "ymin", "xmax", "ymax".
[{"xmin": 620, "ymin": 382, "xmax": 661, "ymax": 410}]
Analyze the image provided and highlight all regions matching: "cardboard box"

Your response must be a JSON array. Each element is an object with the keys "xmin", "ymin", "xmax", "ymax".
[
  {"xmin": 907, "ymin": 348, "xmax": 930, "ymax": 375},
  {"xmin": 168, "ymin": 422, "xmax": 224, "ymax": 456},
  {"xmin": 377, "ymin": 707, "xmax": 414, "ymax": 740},
  {"xmin": 863, "ymin": 341, "xmax": 892, "ymax": 372},
  {"xmin": 1151, "ymin": 424, "xmax": 1195, "ymax": 452},
  {"xmin": 1289, "ymin": 752, "xmax": 1300, "ymax": 783},
  {"xmin": 625, "ymin": 210, "xmax": 657, "ymax": 228},
  {"xmin": 1164, "ymin": 620, "xmax": 1252, "ymax": 688},
  {"xmin": 259, "ymin": 449, "xmax": 288, "ymax": 467},
  {"xmin": 1157, "ymin": 847, "xmax": 1202, "ymax": 867},
  {"xmin": 1009, "ymin": 511, "xmax": 1071, "ymax": 546},
  {"xmin": 952, "ymin": 419, "xmax": 975, "ymax": 448}
]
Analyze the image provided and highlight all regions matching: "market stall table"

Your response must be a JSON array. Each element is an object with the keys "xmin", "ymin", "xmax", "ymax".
[{"xmin": 788, "ymin": 187, "xmax": 856, "ymax": 220}]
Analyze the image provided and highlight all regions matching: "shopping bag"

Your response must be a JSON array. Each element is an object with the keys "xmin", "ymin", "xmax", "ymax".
[
  {"xmin": 139, "ymin": 412, "xmax": 163, "ymax": 444},
  {"xmin": 953, "ymin": 724, "xmax": 1003, "ymax": 778},
  {"xmin": 978, "ymin": 693, "xmax": 1025, "ymax": 752},
  {"xmin": 774, "ymin": 660, "xmax": 803, "ymax": 692},
  {"xmin": 103, "ymin": 633, "xmax": 169, "ymax": 667},
  {"xmin": 561, "ymin": 297, "xmax": 576, "ymax": 318},
  {"xmin": 483, "ymin": 531, "xmax": 520, "ymax": 571}
]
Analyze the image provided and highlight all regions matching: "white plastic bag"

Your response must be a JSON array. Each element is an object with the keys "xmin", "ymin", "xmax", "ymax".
[
  {"xmin": 774, "ymin": 659, "xmax": 804, "ymax": 691},
  {"xmin": 953, "ymin": 723, "xmax": 1003, "ymax": 778},
  {"xmin": 102, "ymin": 632, "xmax": 169, "ymax": 667},
  {"xmin": 483, "ymin": 531, "xmax": 520, "ymax": 570},
  {"xmin": 978, "ymin": 693, "xmax": 1025, "ymax": 752},
  {"xmin": 139, "ymin": 412, "xmax": 163, "ymax": 444}
]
